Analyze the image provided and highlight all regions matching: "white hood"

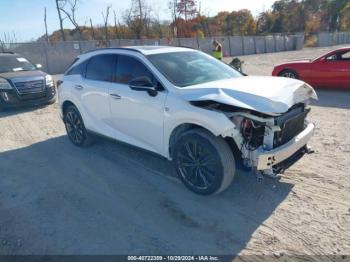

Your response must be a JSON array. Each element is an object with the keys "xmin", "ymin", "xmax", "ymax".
[{"xmin": 180, "ymin": 76, "xmax": 318, "ymax": 115}]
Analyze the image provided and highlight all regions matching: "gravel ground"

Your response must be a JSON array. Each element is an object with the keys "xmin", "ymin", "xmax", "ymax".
[{"xmin": 0, "ymin": 46, "xmax": 349, "ymax": 257}]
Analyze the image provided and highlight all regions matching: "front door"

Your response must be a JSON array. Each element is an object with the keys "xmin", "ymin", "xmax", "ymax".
[
  {"xmin": 312, "ymin": 51, "xmax": 350, "ymax": 88},
  {"xmin": 336, "ymin": 51, "xmax": 350, "ymax": 88},
  {"xmin": 107, "ymin": 54, "xmax": 168, "ymax": 155}
]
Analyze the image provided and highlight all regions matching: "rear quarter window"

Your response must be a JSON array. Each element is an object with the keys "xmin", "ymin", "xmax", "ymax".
[
  {"xmin": 66, "ymin": 59, "xmax": 87, "ymax": 76},
  {"xmin": 85, "ymin": 54, "xmax": 116, "ymax": 82}
]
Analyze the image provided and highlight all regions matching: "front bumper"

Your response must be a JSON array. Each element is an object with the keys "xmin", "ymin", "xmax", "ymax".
[
  {"xmin": 256, "ymin": 122, "xmax": 315, "ymax": 170},
  {"xmin": 0, "ymin": 86, "xmax": 56, "ymax": 109}
]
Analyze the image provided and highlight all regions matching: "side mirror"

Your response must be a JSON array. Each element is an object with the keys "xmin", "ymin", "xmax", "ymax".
[
  {"xmin": 129, "ymin": 76, "xmax": 158, "ymax": 97},
  {"xmin": 36, "ymin": 64, "xmax": 42, "ymax": 69}
]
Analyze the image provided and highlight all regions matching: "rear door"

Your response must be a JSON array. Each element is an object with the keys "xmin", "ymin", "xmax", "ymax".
[{"xmin": 71, "ymin": 54, "xmax": 117, "ymax": 135}]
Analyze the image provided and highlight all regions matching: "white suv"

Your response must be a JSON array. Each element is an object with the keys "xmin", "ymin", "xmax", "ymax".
[{"xmin": 58, "ymin": 46, "xmax": 317, "ymax": 195}]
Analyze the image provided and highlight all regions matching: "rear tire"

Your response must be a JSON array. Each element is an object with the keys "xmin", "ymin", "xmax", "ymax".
[
  {"xmin": 173, "ymin": 128, "xmax": 236, "ymax": 195},
  {"xmin": 63, "ymin": 105, "xmax": 94, "ymax": 147},
  {"xmin": 279, "ymin": 69, "xmax": 298, "ymax": 79}
]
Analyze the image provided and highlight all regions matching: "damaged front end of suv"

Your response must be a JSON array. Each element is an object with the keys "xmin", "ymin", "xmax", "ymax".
[{"xmin": 184, "ymin": 76, "xmax": 318, "ymax": 178}]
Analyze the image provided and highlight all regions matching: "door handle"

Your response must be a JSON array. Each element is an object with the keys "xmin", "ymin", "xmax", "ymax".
[
  {"xmin": 75, "ymin": 85, "xmax": 84, "ymax": 90},
  {"xmin": 110, "ymin": 93, "xmax": 122, "ymax": 99}
]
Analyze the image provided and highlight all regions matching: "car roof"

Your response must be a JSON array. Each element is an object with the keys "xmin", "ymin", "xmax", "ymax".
[
  {"xmin": 128, "ymin": 46, "xmax": 194, "ymax": 55},
  {"xmin": 312, "ymin": 46, "xmax": 350, "ymax": 61},
  {"xmin": 334, "ymin": 46, "xmax": 350, "ymax": 52},
  {"xmin": 83, "ymin": 46, "xmax": 194, "ymax": 56},
  {"xmin": 326, "ymin": 46, "xmax": 350, "ymax": 55}
]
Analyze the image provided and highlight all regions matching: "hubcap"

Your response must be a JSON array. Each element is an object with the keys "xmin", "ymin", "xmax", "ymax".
[
  {"xmin": 282, "ymin": 72, "xmax": 296, "ymax": 79},
  {"xmin": 65, "ymin": 111, "xmax": 84, "ymax": 144},
  {"xmin": 177, "ymin": 141, "xmax": 218, "ymax": 190}
]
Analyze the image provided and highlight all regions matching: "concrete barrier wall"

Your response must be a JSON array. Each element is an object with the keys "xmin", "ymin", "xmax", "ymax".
[
  {"xmin": 1, "ymin": 34, "xmax": 304, "ymax": 74},
  {"xmin": 317, "ymin": 32, "xmax": 350, "ymax": 47},
  {"xmin": 229, "ymin": 36, "xmax": 244, "ymax": 56}
]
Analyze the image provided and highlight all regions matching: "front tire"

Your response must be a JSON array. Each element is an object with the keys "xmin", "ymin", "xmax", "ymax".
[
  {"xmin": 173, "ymin": 129, "xmax": 236, "ymax": 195},
  {"xmin": 279, "ymin": 69, "xmax": 298, "ymax": 79},
  {"xmin": 63, "ymin": 105, "xmax": 94, "ymax": 147}
]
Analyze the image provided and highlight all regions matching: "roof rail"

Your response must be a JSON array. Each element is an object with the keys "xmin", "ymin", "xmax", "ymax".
[{"xmin": 82, "ymin": 47, "xmax": 142, "ymax": 55}]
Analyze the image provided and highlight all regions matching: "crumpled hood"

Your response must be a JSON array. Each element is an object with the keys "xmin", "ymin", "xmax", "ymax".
[{"xmin": 179, "ymin": 76, "xmax": 318, "ymax": 115}]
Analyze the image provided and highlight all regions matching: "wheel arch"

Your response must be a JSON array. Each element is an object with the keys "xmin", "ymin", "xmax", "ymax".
[
  {"xmin": 168, "ymin": 123, "xmax": 217, "ymax": 159},
  {"xmin": 167, "ymin": 120, "xmax": 242, "ymax": 160},
  {"xmin": 62, "ymin": 100, "xmax": 76, "ymax": 115}
]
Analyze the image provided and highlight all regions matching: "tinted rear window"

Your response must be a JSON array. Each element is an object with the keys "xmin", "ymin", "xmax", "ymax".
[
  {"xmin": 85, "ymin": 54, "xmax": 116, "ymax": 82},
  {"xmin": 66, "ymin": 59, "xmax": 87, "ymax": 76}
]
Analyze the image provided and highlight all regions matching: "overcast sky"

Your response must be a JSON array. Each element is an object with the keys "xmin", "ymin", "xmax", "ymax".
[{"xmin": 0, "ymin": 0, "xmax": 276, "ymax": 42}]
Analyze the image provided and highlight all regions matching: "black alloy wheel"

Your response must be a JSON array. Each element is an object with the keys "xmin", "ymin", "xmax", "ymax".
[
  {"xmin": 64, "ymin": 105, "xmax": 93, "ymax": 147},
  {"xmin": 173, "ymin": 129, "xmax": 236, "ymax": 195}
]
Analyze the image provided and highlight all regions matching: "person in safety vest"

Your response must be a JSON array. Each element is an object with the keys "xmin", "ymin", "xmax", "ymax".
[{"xmin": 212, "ymin": 40, "xmax": 223, "ymax": 60}]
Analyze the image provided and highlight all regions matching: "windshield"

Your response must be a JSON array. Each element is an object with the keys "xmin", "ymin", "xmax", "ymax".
[
  {"xmin": 147, "ymin": 51, "xmax": 242, "ymax": 87},
  {"xmin": 0, "ymin": 55, "xmax": 37, "ymax": 73}
]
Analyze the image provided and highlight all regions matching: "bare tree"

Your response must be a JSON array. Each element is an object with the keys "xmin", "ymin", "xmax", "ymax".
[
  {"xmin": 177, "ymin": 0, "xmax": 197, "ymax": 21},
  {"xmin": 59, "ymin": 0, "xmax": 83, "ymax": 40},
  {"xmin": 90, "ymin": 18, "xmax": 95, "ymax": 40},
  {"xmin": 0, "ymin": 32, "xmax": 18, "ymax": 44},
  {"xmin": 197, "ymin": 1, "xmax": 210, "ymax": 37},
  {"xmin": 168, "ymin": 0, "xmax": 179, "ymax": 37},
  {"xmin": 153, "ymin": 7, "xmax": 163, "ymax": 39},
  {"xmin": 0, "ymin": 32, "xmax": 18, "ymax": 52},
  {"xmin": 44, "ymin": 7, "xmax": 49, "ymax": 43},
  {"xmin": 55, "ymin": 0, "xmax": 66, "ymax": 41},
  {"xmin": 113, "ymin": 10, "xmax": 119, "ymax": 39},
  {"xmin": 125, "ymin": 0, "xmax": 149, "ymax": 39},
  {"xmin": 118, "ymin": 20, "xmax": 126, "ymax": 39},
  {"xmin": 102, "ymin": 5, "xmax": 112, "ymax": 42}
]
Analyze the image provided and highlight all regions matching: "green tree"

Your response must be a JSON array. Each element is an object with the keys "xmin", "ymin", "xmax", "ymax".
[
  {"xmin": 271, "ymin": 0, "xmax": 304, "ymax": 33},
  {"xmin": 256, "ymin": 11, "xmax": 276, "ymax": 34},
  {"xmin": 339, "ymin": 1, "xmax": 350, "ymax": 31},
  {"xmin": 225, "ymin": 9, "xmax": 256, "ymax": 35},
  {"xmin": 329, "ymin": 0, "xmax": 350, "ymax": 31}
]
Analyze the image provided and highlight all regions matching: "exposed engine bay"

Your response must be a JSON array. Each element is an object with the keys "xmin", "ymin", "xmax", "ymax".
[{"xmin": 191, "ymin": 100, "xmax": 314, "ymax": 178}]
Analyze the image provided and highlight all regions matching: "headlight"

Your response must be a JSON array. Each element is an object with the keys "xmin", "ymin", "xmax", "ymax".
[
  {"xmin": 0, "ymin": 78, "xmax": 12, "ymax": 90},
  {"xmin": 45, "ymin": 75, "xmax": 53, "ymax": 86}
]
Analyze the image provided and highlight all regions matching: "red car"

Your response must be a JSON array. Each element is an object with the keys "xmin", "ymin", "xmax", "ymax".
[{"xmin": 272, "ymin": 47, "xmax": 350, "ymax": 89}]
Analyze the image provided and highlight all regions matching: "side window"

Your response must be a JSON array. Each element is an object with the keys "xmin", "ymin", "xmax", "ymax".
[
  {"xmin": 116, "ymin": 55, "xmax": 154, "ymax": 84},
  {"xmin": 86, "ymin": 54, "xmax": 116, "ymax": 82},
  {"xmin": 326, "ymin": 54, "xmax": 338, "ymax": 61},
  {"xmin": 66, "ymin": 60, "xmax": 87, "ymax": 76}
]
